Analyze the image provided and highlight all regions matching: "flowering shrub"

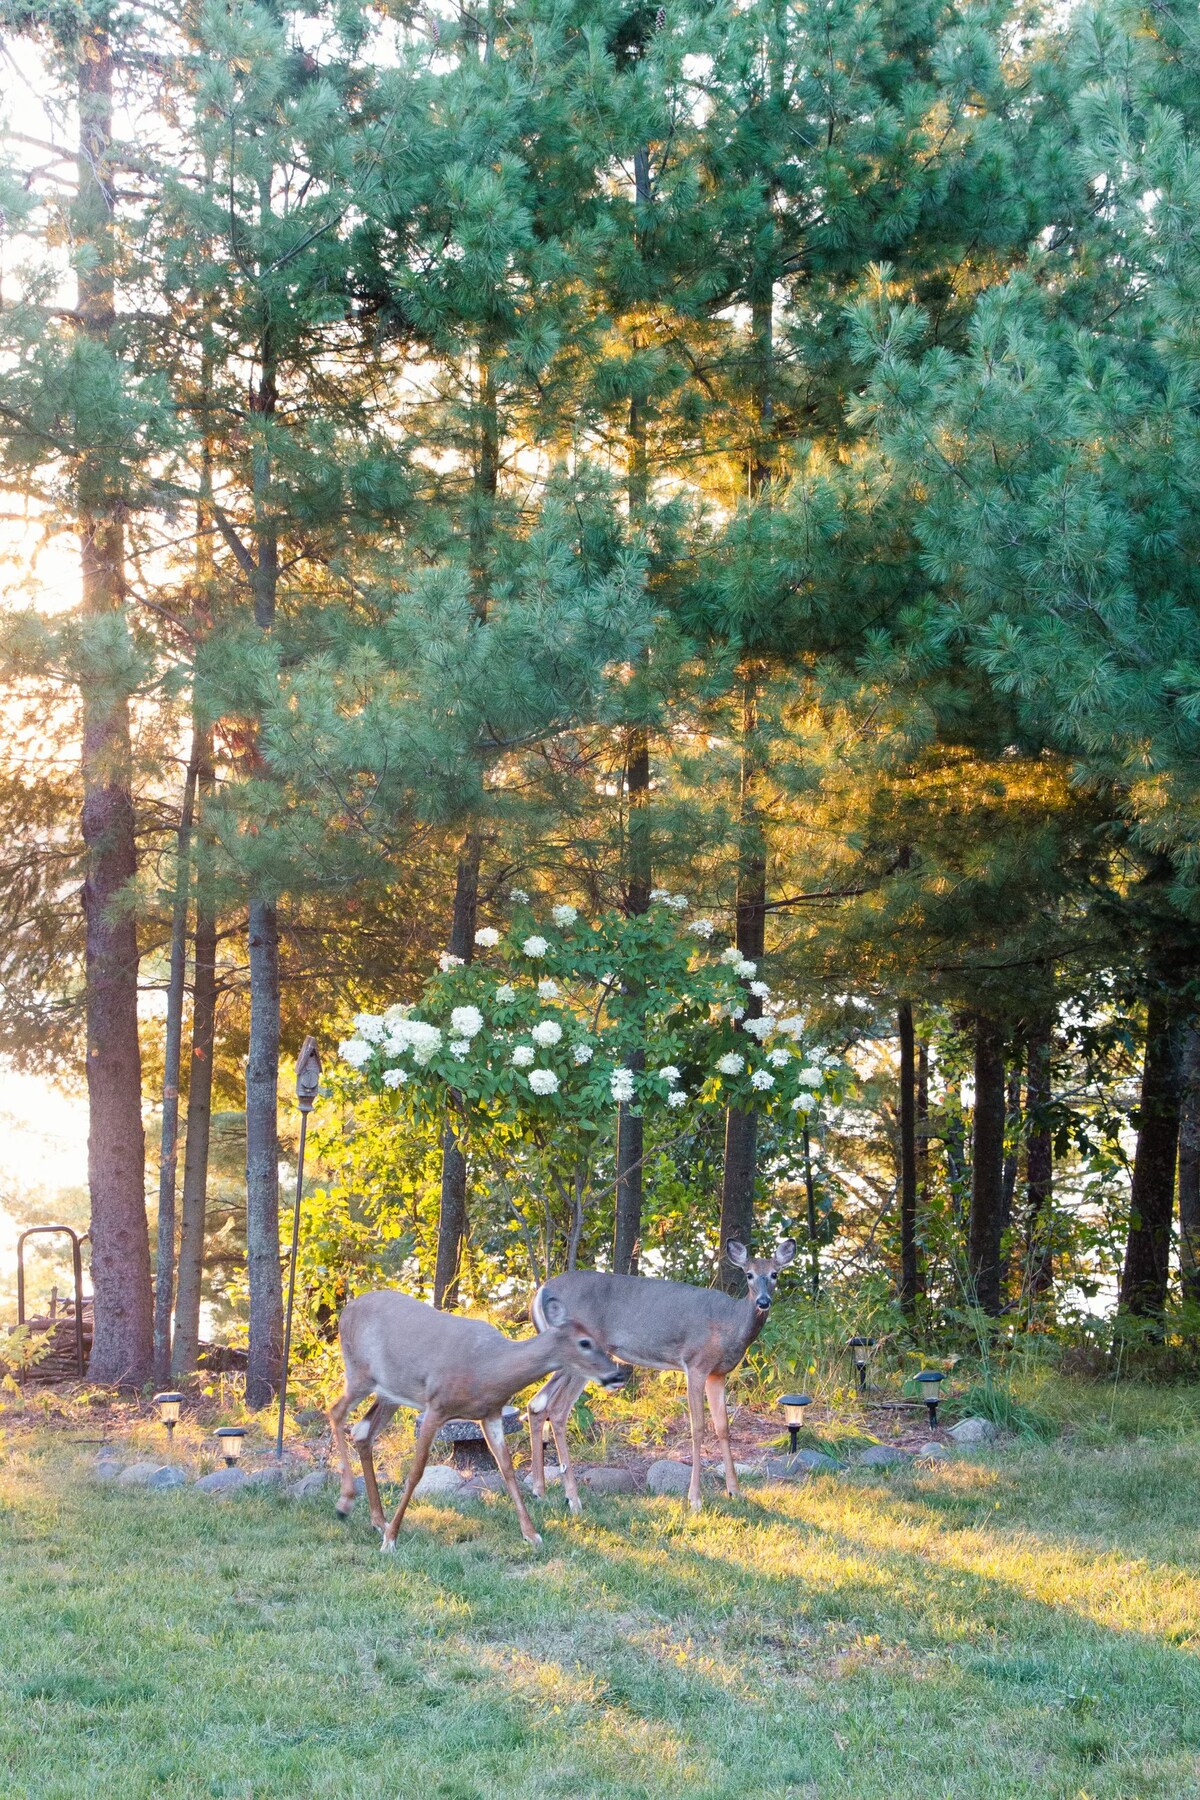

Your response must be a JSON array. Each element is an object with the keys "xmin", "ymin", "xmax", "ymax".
[{"xmin": 335, "ymin": 895, "xmax": 848, "ymax": 1272}]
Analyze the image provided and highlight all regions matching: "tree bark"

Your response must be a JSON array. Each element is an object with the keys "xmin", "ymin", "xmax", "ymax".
[
  {"xmin": 1179, "ymin": 1024, "xmax": 1200, "ymax": 1311},
  {"xmin": 245, "ymin": 898, "xmax": 281, "ymax": 1405},
  {"xmin": 719, "ymin": 701, "xmax": 766, "ymax": 1291},
  {"xmin": 433, "ymin": 835, "xmax": 480, "ymax": 1309},
  {"xmin": 152, "ymin": 750, "xmax": 199, "ymax": 1384},
  {"xmin": 917, "ymin": 1035, "xmax": 931, "ymax": 1222},
  {"xmin": 1025, "ymin": 1011, "xmax": 1054, "ymax": 1305},
  {"xmin": 172, "ymin": 739, "xmax": 217, "ymax": 1376},
  {"xmin": 897, "ymin": 1000, "xmax": 920, "ymax": 1310},
  {"xmin": 1119, "ymin": 990, "xmax": 1182, "ymax": 1320},
  {"xmin": 967, "ymin": 1012, "xmax": 1006, "ymax": 1315},
  {"xmin": 76, "ymin": 29, "xmax": 152, "ymax": 1388},
  {"xmin": 613, "ymin": 733, "xmax": 650, "ymax": 1276}
]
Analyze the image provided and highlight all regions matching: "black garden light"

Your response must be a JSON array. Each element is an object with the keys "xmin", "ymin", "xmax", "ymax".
[
  {"xmin": 780, "ymin": 1393, "xmax": 813, "ymax": 1455},
  {"xmin": 215, "ymin": 1427, "xmax": 247, "ymax": 1468},
  {"xmin": 848, "ymin": 1336, "xmax": 874, "ymax": 1394},
  {"xmin": 153, "ymin": 1392, "xmax": 184, "ymax": 1442},
  {"xmin": 915, "ymin": 1371, "xmax": 944, "ymax": 1430}
]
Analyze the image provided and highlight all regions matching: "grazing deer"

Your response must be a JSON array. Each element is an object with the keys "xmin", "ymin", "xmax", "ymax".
[
  {"xmin": 329, "ymin": 1289, "xmax": 626, "ymax": 1550},
  {"xmin": 527, "ymin": 1239, "xmax": 796, "ymax": 1514}
]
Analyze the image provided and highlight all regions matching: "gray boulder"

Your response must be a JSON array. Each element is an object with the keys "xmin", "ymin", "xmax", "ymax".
[
  {"xmin": 289, "ymin": 1469, "xmax": 335, "ymax": 1499},
  {"xmin": 413, "ymin": 1464, "xmax": 464, "ymax": 1498},
  {"xmin": 766, "ymin": 1450, "xmax": 842, "ymax": 1477},
  {"xmin": 948, "ymin": 1416, "xmax": 1000, "ymax": 1445},
  {"xmin": 195, "ymin": 1467, "xmax": 250, "ymax": 1495},
  {"xmin": 580, "ymin": 1467, "xmax": 635, "ymax": 1494},
  {"xmin": 646, "ymin": 1459, "xmax": 694, "ymax": 1495},
  {"xmin": 116, "ymin": 1461, "xmax": 185, "ymax": 1490},
  {"xmin": 916, "ymin": 1442, "xmax": 951, "ymax": 1462},
  {"xmin": 92, "ymin": 1459, "xmax": 124, "ymax": 1483},
  {"xmin": 856, "ymin": 1445, "xmax": 911, "ymax": 1469}
]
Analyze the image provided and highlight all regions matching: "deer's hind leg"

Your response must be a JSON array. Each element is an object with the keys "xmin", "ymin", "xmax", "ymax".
[
  {"xmin": 353, "ymin": 1400, "xmax": 398, "ymax": 1530},
  {"xmin": 482, "ymin": 1414, "xmax": 543, "ymax": 1546},
  {"xmin": 546, "ymin": 1374, "xmax": 587, "ymax": 1516},
  {"xmin": 329, "ymin": 1376, "xmax": 374, "ymax": 1518},
  {"xmin": 381, "ymin": 1408, "xmax": 442, "ymax": 1553},
  {"xmin": 705, "ymin": 1373, "xmax": 738, "ymax": 1498}
]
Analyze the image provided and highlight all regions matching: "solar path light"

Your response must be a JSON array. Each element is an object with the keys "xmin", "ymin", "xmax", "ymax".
[
  {"xmin": 154, "ymin": 1392, "xmax": 183, "ymax": 1442},
  {"xmin": 915, "ymin": 1371, "xmax": 944, "ymax": 1430},
  {"xmin": 780, "ymin": 1393, "xmax": 813, "ymax": 1455},
  {"xmin": 848, "ymin": 1336, "xmax": 874, "ymax": 1394},
  {"xmin": 215, "ymin": 1427, "xmax": 246, "ymax": 1467}
]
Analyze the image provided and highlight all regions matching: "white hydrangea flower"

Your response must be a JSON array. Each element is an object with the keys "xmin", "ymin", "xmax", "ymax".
[
  {"xmin": 798, "ymin": 1067, "xmax": 822, "ymax": 1087},
  {"xmin": 382, "ymin": 1066, "xmax": 408, "ymax": 1088},
  {"xmin": 339, "ymin": 1038, "xmax": 373, "ymax": 1069},
  {"xmin": 649, "ymin": 887, "xmax": 671, "ymax": 903},
  {"xmin": 729, "ymin": 1004, "xmax": 747, "ymax": 1021},
  {"xmin": 438, "ymin": 952, "xmax": 464, "ymax": 973},
  {"xmin": 510, "ymin": 888, "xmax": 530, "ymax": 904},
  {"xmin": 531, "ymin": 1019, "xmax": 563, "ymax": 1047},
  {"xmin": 522, "ymin": 935, "xmax": 549, "ymax": 958},
  {"xmin": 736, "ymin": 958, "xmax": 757, "ymax": 979},
  {"xmin": 352, "ymin": 1013, "xmax": 385, "ymax": 1043},
  {"xmin": 573, "ymin": 1042, "xmax": 594, "ymax": 1065},
  {"xmin": 474, "ymin": 926, "xmax": 500, "ymax": 949},
  {"xmin": 667, "ymin": 1089, "xmax": 687, "ymax": 1108},
  {"xmin": 719, "ymin": 946, "xmax": 743, "ymax": 966},
  {"xmin": 689, "ymin": 918, "xmax": 715, "ymax": 938},
  {"xmin": 528, "ymin": 1068, "xmax": 559, "ymax": 1095},
  {"xmin": 659, "ymin": 1065, "xmax": 681, "ymax": 1085},
  {"xmin": 550, "ymin": 904, "xmax": 577, "ymax": 927},
  {"xmin": 407, "ymin": 1022, "xmax": 443, "ymax": 1065},
  {"xmin": 792, "ymin": 1092, "xmax": 815, "ymax": 1113},
  {"xmin": 767, "ymin": 1047, "xmax": 791, "ymax": 1068},
  {"xmin": 749, "ymin": 980, "xmax": 770, "ymax": 1000},
  {"xmin": 495, "ymin": 984, "xmax": 517, "ymax": 1003},
  {"xmin": 743, "ymin": 1017, "xmax": 774, "ymax": 1041},
  {"xmin": 751, "ymin": 1068, "xmax": 775, "ymax": 1091},
  {"xmin": 610, "ymin": 1067, "xmax": 636, "ymax": 1103},
  {"xmin": 537, "ymin": 978, "xmax": 560, "ymax": 999},
  {"xmin": 511, "ymin": 1045, "xmax": 536, "ymax": 1068},
  {"xmin": 449, "ymin": 1040, "xmax": 471, "ymax": 1059},
  {"xmin": 383, "ymin": 1003, "xmax": 409, "ymax": 1028},
  {"xmin": 778, "ymin": 1014, "xmax": 806, "ymax": 1040},
  {"xmin": 666, "ymin": 893, "xmax": 689, "ymax": 910},
  {"xmin": 450, "ymin": 1005, "xmax": 484, "ymax": 1040},
  {"xmin": 717, "ymin": 1052, "xmax": 744, "ymax": 1076}
]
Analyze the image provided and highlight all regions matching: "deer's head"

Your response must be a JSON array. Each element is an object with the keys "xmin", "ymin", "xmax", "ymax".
[
  {"xmin": 726, "ymin": 1238, "xmax": 796, "ymax": 1314},
  {"xmin": 541, "ymin": 1294, "xmax": 628, "ymax": 1388}
]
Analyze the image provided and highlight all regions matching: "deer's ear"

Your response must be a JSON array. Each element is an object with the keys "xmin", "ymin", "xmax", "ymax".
[
  {"xmin": 725, "ymin": 1240, "xmax": 749, "ymax": 1267},
  {"xmin": 775, "ymin": 1238, "xmax": 797, "ymax": 1266},
  {"xmin": 541, "ymin": 1295, "xmax": 566, "ymax": 1327}
]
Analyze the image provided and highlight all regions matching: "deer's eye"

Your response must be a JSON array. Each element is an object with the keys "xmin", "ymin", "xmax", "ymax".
[{"xmin": 579, "ymin": 1336, "xmax": 594, "ymax": 1351}]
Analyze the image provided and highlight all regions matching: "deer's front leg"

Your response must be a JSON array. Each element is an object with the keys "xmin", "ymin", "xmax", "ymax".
[
  {"xmin": 684, "ymin": 1364, "xmax": 708, "ymax": 1513},
  {"xmin": 547, "ymin": 1374, "xmax": 585, "ymax": 1516},
  {"xmin": 482, "ymin": 1414, "xmax": 543, "ymax": 1546},
  {"xmin": 329, "ymin": 1381, "xmax": 372, "ymax": 1518},
  {"xmin": 527, "ymin": 1379, "xmax": 553, "ymax": 1498},
  {"xmin": 706, "ymin": 1373, "xmax": 738, "ymax": 1498},
  {"xmin": 381, "ymin": 1409, "xmax": 441, "ymax": 1553}
]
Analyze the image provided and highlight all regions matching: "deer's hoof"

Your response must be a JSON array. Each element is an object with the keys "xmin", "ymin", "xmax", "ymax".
[
  {"xmin": 380, "ymin": 1535, "xmax": 397, "ymax": 1555},
  {"xmin": 689, "ymin": 1496, "xmax": 703, "ymax": 1514},
  {"xmin": 335, "ymin": 1499, "xmax": 354, "ymax": 1519},
  {"xmin": 523, "ymin": 1531, "xmax": 544, "ymax": 1548},
  {"xmin": 567, "ymin": 1498, "xmax": 582, "ymax": 1517}
]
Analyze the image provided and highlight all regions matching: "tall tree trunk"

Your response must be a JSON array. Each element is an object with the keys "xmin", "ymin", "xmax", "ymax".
[
  {"xmin": 1119, "ymin": 990, "xmax": 1182, "ymax": 1320},
  {"xmin": 1179, "ymin": 1024, "xmax": 1200, "ymax": 1311},
  {"xmin": 173, "ymin": 736, "xmax": 217, "ymax": 1376},
  {"xmin": 998, "ymin": 1063, "xmax": 1021, "ymax": 1294},
  {"xmin": 1025, "ymin": 1010, "xmax": 1054, "ymax": 1305},
  {"xmin": 152, "ymin": 750, "xmax": 199, "ymax": 1384},
  {"xmin": 434, "ymin": 836, "xmax": 480, "ymax": 1309},
  {"xmin": 897, "ymin": 1000, "xmax": 920, "ymax": 1310},
  {"xmin": 967, "ymin": 1012, "xmax": 1006, "ymax": 1315},
  {"xmin": 244, "ymin": 264, "xmax": 282, "ymax": 1408},
  {"xmin": 719, "ymin": 680, "xmax": 766, "ymax": 1291},
  {"xmin": 76, "ymin": 29, "xmax": 152, "ymax": 1387},
  {"xmin": 917, "ymin": 1035, "xmax": 931, "ymax": 1224}
]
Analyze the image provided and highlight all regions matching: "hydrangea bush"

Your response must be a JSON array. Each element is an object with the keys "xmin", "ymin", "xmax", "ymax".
[{"xmin": 334, "ymin": 895, "xmax": 847, "ymax": 1274}]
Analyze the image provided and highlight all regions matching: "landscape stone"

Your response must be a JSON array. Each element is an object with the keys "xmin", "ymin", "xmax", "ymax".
[
  {"xmin": 244, "ymin": 1464, "xmax": 287, "ymax": 1486},
  {"xmin": 116, "ymin": 1461, "xmax": 185, "ymax": 1489},
  {"xmin": 766, "ymin": 1450, "xmax": 842, "ymax": 1477},
  {"xmin": 916, "ymin": 1442, "xmax": 951, "ymax": 1462},
  {"xmin": 645, "ymin": 1459, "xmax": 694, "ymax": 1495},
  {"xmin": 580, "ymin": 1466, "xmax": 635, "ymax": 1494},
  {"xmin": 289, "ymin": 1470, "xmax": 336, "ymax": 1499},
  {"xmin": 92, "ymin": 1459, "xmax": 124, "ymax": 1482},
  {"xmin": 949, "ymin": 1417, "xmax": 1001, "ymax": 1445},
  {"xmin": 857, "ymin": 1445, "xmax": 911, "ymax": 1468},
  {"xmin": 413, "ymin": 1464, "xmax": 464, "ymax": 1498},
  {"xmin": 195, "ymin": 1467, "xmax": 250, "ymax": 1495}
]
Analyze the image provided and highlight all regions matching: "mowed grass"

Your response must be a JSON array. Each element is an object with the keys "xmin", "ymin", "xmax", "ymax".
[{"xmin": 2, "ymin": 1434, "xmax": 1200, "ymax": 1799}]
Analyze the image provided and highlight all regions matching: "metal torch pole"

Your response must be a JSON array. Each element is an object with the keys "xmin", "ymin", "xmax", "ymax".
[{"xmin": 277, "ymin": 1037, "xmax": 320, "ymax": 1461}]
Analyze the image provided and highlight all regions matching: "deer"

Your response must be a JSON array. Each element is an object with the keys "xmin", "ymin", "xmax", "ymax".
[
  {"xmin": 527, "ymin": 1238, "xmax": 796, "ymax": 1514},
  {"xmin": 328, "ymin": 1288, "xmax": 627, "ymax": 1550}
]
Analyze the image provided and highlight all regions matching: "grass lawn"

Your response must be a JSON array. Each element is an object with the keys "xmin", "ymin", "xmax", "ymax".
[{"xmin": 2, "ymin": 1428, "xmax": 1200, "ymax": 1799}]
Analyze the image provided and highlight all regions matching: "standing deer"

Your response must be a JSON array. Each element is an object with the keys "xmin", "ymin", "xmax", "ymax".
[
  {"xmin": 329, "ymin": 1289, "xmax": 626, "ymax": 1550},
  {"xmin": 527, "ymin": 1238, "xmax": 796, "ymax": 1513}
]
